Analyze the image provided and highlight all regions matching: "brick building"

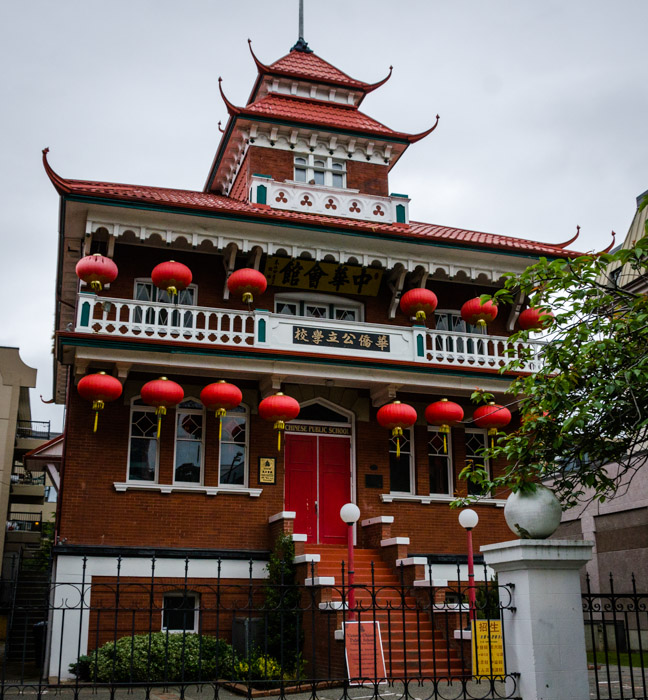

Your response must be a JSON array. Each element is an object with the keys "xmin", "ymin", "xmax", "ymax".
[{"xmin": 44, "ymin": 35, "xmax": 578, "ymax": 674}]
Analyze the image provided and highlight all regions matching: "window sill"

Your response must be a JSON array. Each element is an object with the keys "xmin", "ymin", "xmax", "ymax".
[
  {"xmin": 380, "ymin": 493, "xmax": 505, "ymax": 507},
  {"xmin": 114, "ymin": 483, "xmax": 262, "ymax": 497}
]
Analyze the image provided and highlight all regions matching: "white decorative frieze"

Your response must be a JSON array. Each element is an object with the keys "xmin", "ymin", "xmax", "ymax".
[{"xmin": 250, "ymin": 176, "xmax": 409, "ymax": 225}]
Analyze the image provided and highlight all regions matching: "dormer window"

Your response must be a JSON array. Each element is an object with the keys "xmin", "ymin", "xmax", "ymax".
[{"xmin": 293, "ymin": 155, "xmax": 346, "ymax": 189}]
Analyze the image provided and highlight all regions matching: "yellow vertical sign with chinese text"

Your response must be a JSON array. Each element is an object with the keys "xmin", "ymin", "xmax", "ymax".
[{"xmin": 471, "ymin": 620, "xmax": 505, "ymax": 678}]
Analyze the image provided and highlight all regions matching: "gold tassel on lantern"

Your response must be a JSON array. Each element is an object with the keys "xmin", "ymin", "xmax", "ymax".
[
  {"xmin": 216, "ymin": 407, "xmax": 227, "ymax": 441},
  {"xmin": 155, "ymin": 406, "xmax": 167, "ymax": 439},
  {"xmin": 392, "ymin": 426, "xmax": 404, "ymax": 458},
  {"xmin": 91, "ymin": 399, "xmax": 105, "ymax": 433},
  {"xmin": 274, "ymin": 420, "xmax": 286, "ymax": 451},
  {"xmin": 488, "ymin": 428, "xmax": 497, "ymax": 449}
]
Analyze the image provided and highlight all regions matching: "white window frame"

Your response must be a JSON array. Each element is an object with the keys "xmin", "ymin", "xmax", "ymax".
[
  {"xmin": 127, "ymin": 396, "xmax": 159, "ymax": 484},
  {"xmin": 389, "ymin": 427, "xmax": 415, "ymax": 495},
  {"xmin": 427, "ymin": 426, "xmax": 453, "ymax": 496},
  {"xmin": 274, "ymin": 292, "xmax": 364, "ymax": 322},
  {"xmin": 464, "ymin": 428, "xmax": 490, "ymax": 496},
  {"xmin": 161, "ymin": 591, "xmax": 200, "ymax": 634},
  {"xmin": 133, "ymin": 278, "xmax": 198, "ymax": 330},
  {"xmin": 173, "ymin": 398, "xmax": 205, "ymax": 486},
  {"xmin": 293, "ymin": 154, "xmax": 347, "ymax": 188},
  {"xmin": 219, "ymin": 403, "xmax": 250, "ymax": 488}
]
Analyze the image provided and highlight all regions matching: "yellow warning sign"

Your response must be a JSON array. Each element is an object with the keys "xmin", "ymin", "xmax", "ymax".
[{"xmin": 471, "ymin": 619, "xmax": 505, "ymax": 678}]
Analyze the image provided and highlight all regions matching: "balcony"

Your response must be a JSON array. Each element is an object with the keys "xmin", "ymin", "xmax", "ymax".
[
  {"xmin": 249, "ymin": 175, "xmax": 410, "ymax": 225},
  {"xmin": 16, "ymin": 420, "xmax": 52, "ymax": 440},
  {"xmin": 75, "ymin": 293, "xmax": 544, "ymax": 373}
]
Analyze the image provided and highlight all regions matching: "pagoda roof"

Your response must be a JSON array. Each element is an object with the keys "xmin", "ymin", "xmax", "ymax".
[
  {"xmin": 43, "ymin": 150, "xmax": 582, "ymax": 258},
  {"xmin": 248, "ymin": 42, "xmax": 392, "ymax": 95},
  {"xmin": 220, "ymin": 88, "xmax": 436, "ymax": 143}
]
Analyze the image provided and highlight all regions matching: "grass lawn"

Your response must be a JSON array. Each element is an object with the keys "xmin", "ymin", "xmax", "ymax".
[{"xmin": 587, "ymin": 650, "xmax": 648, "ymax": 668}]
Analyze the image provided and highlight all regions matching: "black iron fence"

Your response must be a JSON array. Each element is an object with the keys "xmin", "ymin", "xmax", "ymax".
[
  {"xmin": 584, "ymin": 572, "xmax": 648, "ymax": 700},
  {"xmin": 15, "ymin": 420, "xmax": 52, "ymax": 440},
  {"xmin": 1, "ymin": 555, "xmax": 518, "ymax": 699}
]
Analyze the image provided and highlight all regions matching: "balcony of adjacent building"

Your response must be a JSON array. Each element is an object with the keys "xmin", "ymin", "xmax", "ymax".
[
  {"xmin": 73, "ymin": 291, "xmax": 545, "ymax": 375},
  {"xmin": 15, "ymin": 420, "xmax": 53, "ymax": 454}
]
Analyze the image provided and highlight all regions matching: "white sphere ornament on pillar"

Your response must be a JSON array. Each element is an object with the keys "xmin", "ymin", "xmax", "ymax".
[
  {"xmin": 340, "ymin": 502, "xmax": 361, "ymax": 524},
  {"xmin": 504, "ymin": 484, "xmax": 562, "ymax": 539},
  {"xmin": 458, "ymin": 508, "xmax": 479, "ymax": 530}
]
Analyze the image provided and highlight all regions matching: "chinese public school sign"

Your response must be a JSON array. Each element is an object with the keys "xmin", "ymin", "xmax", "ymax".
[
  {"xmin": 264, "ymin": 256, "xmax": 383, "ymax": 296},
  {"xmin": 344, "ymin": 621, "xmax": 387, "ymax": 685},
  {"xmin": 293, "ymin": 326, "xmax": 391, "ymax": 352},
  {"xmin": 471, "ymin": 620, "xmax": 505, "ymax": 678}
]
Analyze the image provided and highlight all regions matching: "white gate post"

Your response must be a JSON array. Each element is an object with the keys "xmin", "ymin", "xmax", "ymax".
[{"xmin": 481, "ymin": 539, "xmax": 593, "ymax": 700}]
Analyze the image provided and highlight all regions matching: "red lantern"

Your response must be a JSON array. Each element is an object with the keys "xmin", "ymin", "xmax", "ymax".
[
  {"xmin": 76, "ymin": 254, "xmax": 118, "ymax": 292},
  {"xmin": 461, "ymin": 298, "xmax": 498, "ymax": 327},
  {"xmin": 227, "ymin": 268, "xmax": 268, "ymax": 305},
  {"xmin": 473, "ymin": 402, "xmax": 512, "ymax": 448},
  {"xmin": 400, "ymin": 288, "xmax": 438, "ymax": 324},
  {"xmin": 200, "ymin": 381, "xmax": 243, "ymax": 441},
  {"xmin": 425, "ymin": 399, "xmax": 464, "ymax": 453},
  {"xmin": 140, "ymin": 377, "xmax": 184, "ymax": 438},
  {"xmin": 259, "ymin": 392, "xmax": 300, "ymax": 451},
  {"xmin": 77, "ymin": 371, "xmax": 123, "ymax": 432},
  {"xmin": 377, "ymin": 400, "xmax": 417, "ymax": 458},
  {"xmin": 518, "ymin": 307, "xmax": 554, "ymax": 331},
  {"xmin": 151, "ymin": 261, "xmax": 192, "ymax": 297}
]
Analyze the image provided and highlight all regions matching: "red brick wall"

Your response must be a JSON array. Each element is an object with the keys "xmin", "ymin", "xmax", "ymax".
[
  {"xmin": 346, "ymin": 161, "xmax": 389, "ymax": 196},
  {"xmin": 62, "ymin": 379, "xmax": 512, "ymax": 555}
]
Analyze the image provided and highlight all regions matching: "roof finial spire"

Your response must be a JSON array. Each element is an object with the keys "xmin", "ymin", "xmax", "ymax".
[{"xmin": 291, "ymin": 0, "xmax": 313, "ymax": 53}]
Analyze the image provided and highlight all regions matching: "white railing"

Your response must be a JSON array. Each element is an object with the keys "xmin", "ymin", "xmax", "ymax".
[
  {"xmin": 75, "ymin": 293, "xmax": 544, "ymax": 371},
  {"xmin": 249, "ymin": 176, "xmax": 410, "ymax": 225},
  {"xmin": 75, "ymin": 294, "xmax": 255, "ymax": 346}
]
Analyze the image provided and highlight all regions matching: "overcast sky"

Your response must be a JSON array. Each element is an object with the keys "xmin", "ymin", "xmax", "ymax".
[{"xmin": 1, "ymin": 0, "xmax": 646, "ymax": 431}]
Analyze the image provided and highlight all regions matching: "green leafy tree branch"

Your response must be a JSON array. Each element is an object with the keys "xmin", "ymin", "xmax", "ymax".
[{"xmin": 457, "ymin": 203, "xmax": 648, "ymax": 508}]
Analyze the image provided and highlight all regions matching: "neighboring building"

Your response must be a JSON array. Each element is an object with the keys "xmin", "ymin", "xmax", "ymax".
[
  {"xmin": 556, "ymin": 189, "xmax": 648, "ymax": 592},
  {"xmin": 44, "ymin": 36, "xmax": 581, "ymax": 673},
  {"xmin": 0, "ymin": 347, "xmax": 41, "ymax": 572}
]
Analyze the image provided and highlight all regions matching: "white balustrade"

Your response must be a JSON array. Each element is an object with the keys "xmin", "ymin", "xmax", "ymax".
[
  {"xmin": 75, "ymin": 293, "xmax": 255, "ymax": 346},
  {"xmin": 250, "ymin": 176, "xmax": 409, "ymax": 225},
  {"xmin": 75, "ymin": 293, "xmax": 543, "ymax": 371}
]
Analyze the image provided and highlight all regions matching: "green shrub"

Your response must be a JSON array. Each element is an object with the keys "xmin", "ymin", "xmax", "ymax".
[
  {"xmin": 232, "ymin": 651, "xmax": 304, "ymax": 688},
  {"xmin": 69, "ymin": 632, "xmax": 235, "ymax": 682}
]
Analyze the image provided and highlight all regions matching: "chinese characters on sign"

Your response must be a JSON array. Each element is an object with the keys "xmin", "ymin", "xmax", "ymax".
[
  {"xmin": 293, "ymin": 326, "xmax": 390, "ymax": 352},
  {"xmin": 258, "ymin": 457, "xmax": 276, "ymax": 485},
  {"xmin": 264, "ymin": 256, "xmax": 383, "ymax": 296},
  {"xmin": 471, "ymin": 620, "xmax": 505, "ymax": 678}
]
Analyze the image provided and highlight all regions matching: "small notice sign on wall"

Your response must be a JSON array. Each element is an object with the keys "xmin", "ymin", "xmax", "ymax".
[
  {"xmin": 344, "ymin": 621, "xmax": 387, "ymax": 685},
  {"xmin": 258, "ymin": 457, "xmax": 276, "ymax": 485},
  {"xmin": 471, "ymin": 619, "xmax": 505, "ymax": 678}
]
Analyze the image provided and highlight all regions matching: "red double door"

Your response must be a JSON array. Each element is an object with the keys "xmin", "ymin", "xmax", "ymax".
[{"xmin": 284, "ymin": 434, "xmax": 351, "ymax": 544}]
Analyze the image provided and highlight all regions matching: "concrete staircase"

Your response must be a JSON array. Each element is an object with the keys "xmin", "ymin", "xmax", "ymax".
[{"xmin": 304, "ymin": 544, "xmax": 467, "ymax": 678}]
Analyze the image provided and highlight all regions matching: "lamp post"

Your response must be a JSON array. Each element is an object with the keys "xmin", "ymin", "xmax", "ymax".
[
  {"xmin": 459, "ymin": 508, "xmax": 479, "ymax": 622},
  {"xmin": 340, "ymin": 502, "xmax": 361, "ymax": 621}
]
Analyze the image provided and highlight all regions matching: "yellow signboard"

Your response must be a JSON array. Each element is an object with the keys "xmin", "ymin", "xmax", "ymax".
[
  {"xmin": 258, "ymin": 457, "xmax": 276, "ymax": 485},
  {"xmin": 471, "ymin": 620, "xmax": 505, "ymax": 678},
  {"xmin": 264, "ymin": 256, "xmax": 383, "ymax": 296}
]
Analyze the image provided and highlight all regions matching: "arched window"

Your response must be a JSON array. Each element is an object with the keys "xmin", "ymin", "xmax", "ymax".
[
  {"xmin": 174, "ymin": 399, "xmax": 204, "ymax": 484},
  {"xmin": 294, "ymin": 157, "xmax": 307, "ymax": 183},
  {"xmin": 128, "ymin": 397, "xmax": 158, "ymax": 483},
  {"xmin": 219, "ymin": 404, "xmax": 249, "ymax": 487}
]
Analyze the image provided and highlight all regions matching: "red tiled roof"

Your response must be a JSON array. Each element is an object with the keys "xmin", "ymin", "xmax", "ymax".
[
  {"xmin": 43, "ymin": 162, "xmax": 580, "ymax": 259},
  {"xmin": 241, "ymin": 93, "xmax": 400, "ymax": 137},
  {"xmin": 266, "ymin": 51, "xmax": 371, "ymax": 90}
]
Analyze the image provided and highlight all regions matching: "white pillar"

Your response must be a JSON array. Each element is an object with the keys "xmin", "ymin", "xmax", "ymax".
[{"xmin": 481, "ymin": 539, "xmax": 593, "ymax": 700}]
